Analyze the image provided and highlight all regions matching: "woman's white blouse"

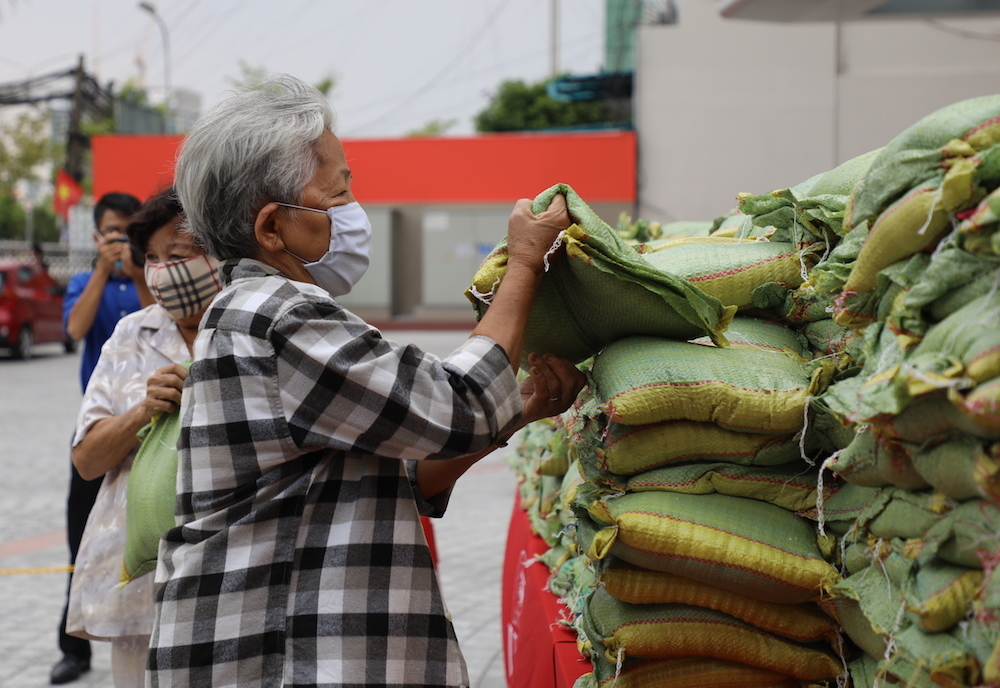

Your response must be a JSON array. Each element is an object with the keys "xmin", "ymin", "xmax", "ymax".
[{"xmin": 66, "ymin": 304, "xmax": 190, "ymax": 640}]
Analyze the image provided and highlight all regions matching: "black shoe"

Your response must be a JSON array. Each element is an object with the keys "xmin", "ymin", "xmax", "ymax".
[{"xmin": 50, "ymin": 655, "xmax": 91, "ymax": 684}]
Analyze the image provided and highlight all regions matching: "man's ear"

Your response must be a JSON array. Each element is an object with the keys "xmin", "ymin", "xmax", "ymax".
[{"xmin": 253, "ymin": 202, "xmax": 284, "ymax": 254}]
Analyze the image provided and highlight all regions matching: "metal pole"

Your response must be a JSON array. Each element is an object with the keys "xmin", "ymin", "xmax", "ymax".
[
  {"xmin": 139, "ymin": 2, "xmax": 171, "ymax": 132},
  {"xmin": 550, "ymin": 0, "xmax": 559, "ymax": 77}
]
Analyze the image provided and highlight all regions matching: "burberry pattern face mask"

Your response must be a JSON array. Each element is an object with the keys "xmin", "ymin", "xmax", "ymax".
[{"xmin": 144, "ymin": 254, "xmax": 222, "ymax": 320}]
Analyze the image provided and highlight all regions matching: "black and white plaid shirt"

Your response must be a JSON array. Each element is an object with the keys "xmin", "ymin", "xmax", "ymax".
[{"xmin": 149, "ymin": 259, "xmax": 520, "ymax": 688}]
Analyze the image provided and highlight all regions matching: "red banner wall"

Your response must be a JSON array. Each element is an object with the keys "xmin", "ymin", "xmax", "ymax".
[{"xmin": 91, "ymin": 130, "xmax": 636, "ymax": 205}]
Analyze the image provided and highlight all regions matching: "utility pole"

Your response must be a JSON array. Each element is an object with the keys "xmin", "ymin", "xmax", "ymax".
[
  {"xmin": 65, "ymin": 54, "xmax": 87, "ymax": 183},
  {"xmin": 550, "ymin": 0, "xmax": 559, "ymax": 77}
]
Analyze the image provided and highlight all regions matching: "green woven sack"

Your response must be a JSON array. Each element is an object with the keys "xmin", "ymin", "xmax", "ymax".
[
  {"xmin": 843, "ymin": 289, "xmax": 1000, "ymax": 427},
  {"xmin": 759, "ymin": 222, "xmax": 870, "ymax": 325},
  {"xmin": 796, "ymin": 482, "xmax": 880, "ymax": 538},
  {"xmin": 580, "ymin": 460, "xmax": 819, "ymax": 513},
  {"xmin": 710, "ymin": 210, "xmax": 758, "ymax": 238},
  {"xmin": 905, "ymin": 433, "xmax": 995, "ymax": 501},
  {"xmin": 122, "ymin": 360, "xmax": 190, "ymax": 584},
  {"xmin": 640, "ymin": 238, "xmax": 807, "ymax": 311},
  {"xmin": 849, "ymin": 94, "xmax": 1000, "ymax": 232},
  {"xmin": 928, "ymin": 267, "xmax": 1000, "ymax": 323},
  {"xmin": 579, "ymin": 587, "xmax": 843, "ymax": 681},
  {"xmin": 834, "ymin": 251, "xmax": 932, "ymax": 332},
  {"xmin": 846, "ymin": 652, "xmax": 883, "ymax": 688},
  {"xmin": 919, "ymin": 498, "xmax": 1000, "ymax": 570},
  {"xmin": 891, "ymin": 228, "xmax": 1000, "ymax": 339},
  {"xmin": 575, "ymin": 654, "xmax": 800, "ymax": 688},
  {"xmin": 577, "ymin": 419, "xmax": 801, "ymax": 475},
  {"xmin": 592, "ymin": 335, "xmax": 833, "ymax": 432},
  {"xmin": 906, "ymin": 288, "xmax": 1000, "ymax": 387},
  {"xmin": 827, "ymin": 427, "xmax": 930, "ymax": 490},
  {"xmin": 833, "ymin": 552, "xmax": 997, "ymax": 687},
  {"xmin": 465, "ymin": 183, "xmax": 734, "ymax": 368},
  {"xmin": 800, "ymin": 319, "xmax": 862, "ymax": 358},
  {"xmin": 581, "ymin": 491, "xmax": 840, "ymax": 603},
  {"xmin": 574, "ymin": 412, "xmax": 803, "ymax": 477},
  {"xmin": 959, "ymin": 184, "xmax": 1000, "ymax": 256},
  {"xmin": 738, "ymin": 147, "xmax": 882, "ymax": 238},
  {"xmin": 660, "ymin": 219, "xmax": 712, "ymax": 237},
  {"xmin": 852, "ymin": 487, "xmax": 950, "ymax": 542},
  {"xmin": 691, "ymin": 315, "xmax": 812, "ymax": 358}
]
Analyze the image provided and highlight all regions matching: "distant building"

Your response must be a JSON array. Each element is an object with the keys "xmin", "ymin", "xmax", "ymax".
[
  {"xmin": 634, "ymin": 1, "xmax": 1000, "ymax": 223},
  {"xmin": 171, "ymin": 88, "xmax": 201, "ymax": 134}
]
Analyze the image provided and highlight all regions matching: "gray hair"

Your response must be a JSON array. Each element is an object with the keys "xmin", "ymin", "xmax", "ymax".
[{"xmin": 174, "ymin": 74, "xmax": 335, "ymax": 260}]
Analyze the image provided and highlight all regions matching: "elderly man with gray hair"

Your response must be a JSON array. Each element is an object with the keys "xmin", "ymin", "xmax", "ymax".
[{"xmin": 148, "ymin": 74, "xmax": 584, "ymax": 688}]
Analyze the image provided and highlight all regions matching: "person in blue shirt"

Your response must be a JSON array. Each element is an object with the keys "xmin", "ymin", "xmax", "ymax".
[{"xmin": 51, "ymin": 192, "xmax": 153, "ymax": 685}]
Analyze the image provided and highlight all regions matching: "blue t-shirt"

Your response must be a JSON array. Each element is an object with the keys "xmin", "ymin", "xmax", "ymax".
[{"xmin": 63, "ymin": 271, "xmax": 142, "ymax": 392}]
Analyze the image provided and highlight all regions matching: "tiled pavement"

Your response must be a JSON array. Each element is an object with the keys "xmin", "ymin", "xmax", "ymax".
[{"xmin": 0, "ymin": 329, "xmax": 516, "ymax": 687}]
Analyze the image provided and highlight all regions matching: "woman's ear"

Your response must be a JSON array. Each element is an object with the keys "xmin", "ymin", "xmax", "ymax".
[{"xmin": 253, "ymin": 202, "xmax": 284, "ymax": 254}]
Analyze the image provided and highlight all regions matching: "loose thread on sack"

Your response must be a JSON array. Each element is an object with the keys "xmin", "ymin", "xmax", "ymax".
[
  {"xmin": 834, "ymin": 627, "xmax": 850, "ymax": 688},
  {"xmin": 929, "ymin": 223, "xmax": 960, "ymax": 262},
  {"xmin": 882, "ymin": 597, "xmax": 908, "ymax": 671},
  {"xmin": 790, "ymin": 205, "xmax": 814, "ymax": 282},
  {"xmin": 916, "ymin": 185, "xmax": 945, "ymax": 237},
  {"xmin": 871, "ymin": 538, "xmax": 895, "ymax": 599},
  {"xmin": 734, "ymin": 214, "xmax": 754, "ymax": 243},
  {"xmin": 838, "ymin": 529, "xmax": 853, "ymax": 578},
  {"xmin": 610, "ymin": 647, "xmax": 625, "ymax": 688},
  {"xmin": 797, "ymin": 395, "xmax": 816, "ymax": 466},
  {"xmin": 816, "ymin": 450, "xmax": 844, "ymax": 538},
  {"xmin": 541, "ymin": 232, "xmax": 566, "ymax": 273},
  {"xmin": 467, "ymin": 276, "xmax": 501, "ymax": 305}
]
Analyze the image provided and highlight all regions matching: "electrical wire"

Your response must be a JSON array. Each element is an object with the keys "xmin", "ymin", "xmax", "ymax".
[
  {"xmin": 342, "ymin": 22, "xmax": 603, "ymax": 137},
  {"xmin": 924, "ymin": 17, "xmax": 1000, "ymax": 41},
  {"xmin": 348, "ymin": 0, "xmax": 517, "ymax": 133}
]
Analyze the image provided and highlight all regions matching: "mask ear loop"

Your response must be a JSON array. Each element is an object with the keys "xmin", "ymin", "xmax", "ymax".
[
  {"xmin": 274, "ymin": 202, "xmax": 327, "ymax": 214},
  {"xmin": 275, "ymin": 203, "xmax": 333, "ymax": 265}
]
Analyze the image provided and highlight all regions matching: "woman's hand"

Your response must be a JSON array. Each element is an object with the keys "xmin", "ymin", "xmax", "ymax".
[
  {"xmin": 505, "ymin": 194, "xmax": 571, "ymax": 277},
  {"xmin": 137, "ymin": 363, "xmax": 189, "ymax": 422},
  {"xmin": 519, "ymin": 352, "xmax": 586, "ymax": 425},
  {"xmin": 73, "ymin": 362, "xmax": 189, "ymax": 480}
]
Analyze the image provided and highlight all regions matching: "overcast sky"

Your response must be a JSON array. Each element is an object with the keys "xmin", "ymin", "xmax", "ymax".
[{"xmin": 0, "ymin": 0, "xmax": 607, "ymax": 137}]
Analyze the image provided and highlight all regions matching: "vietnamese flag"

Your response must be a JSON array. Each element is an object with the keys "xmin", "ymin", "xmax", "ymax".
[{"xmin": 53, "ymin": 168, "xmax": 83, "ymax": 220}]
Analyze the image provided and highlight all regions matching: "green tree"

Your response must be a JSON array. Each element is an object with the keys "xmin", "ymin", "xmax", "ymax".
[
  {"xmin": 226, "ymin": 59, "xmax": 269, "ymax": 91},
  {"xmin": 0, "ymin": 195, "xmax": 25, "ymax": 239},
  {"xmin": 0, "ymin": 109, "xmax": 53, "ymax": 198},
  {"xmin": 406, "ymin": 118, "xmax": 458, "ymax": 138},
  {"xmin": 227, "ymin": 61, "xmax": 337, "ymax": 98},
  {"xmin": 0, "ymin": 108, "xmax": 58, "ymax": 240},
  {"xmin": 31, "ymin": 201, "xmax": 60, "ymax": 242},
  {"xmin": 314, "ymin": 75, "xmax": 336, "ymax": 97},
  {"xmin": 119, "ymin": 78, "xmax": 152, "ymax": 107},
  {"xmin": 474, "ymin": 77, "xmax": 613, "ymax": 133}
]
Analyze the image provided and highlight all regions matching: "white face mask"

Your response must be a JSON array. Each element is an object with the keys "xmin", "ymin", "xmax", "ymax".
[{"xmin": 277, "ymin": 201, "xmax": 372, "ymax": 298}]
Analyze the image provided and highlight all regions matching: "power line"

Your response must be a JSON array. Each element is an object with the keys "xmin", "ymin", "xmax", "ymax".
[
  {"xmin": 925, "ymin": 18, "xmax": 1000, "ymax": 41},
  {"xmin": 349, "ymin": 0, "xmax": 516, "ymax": 133}
]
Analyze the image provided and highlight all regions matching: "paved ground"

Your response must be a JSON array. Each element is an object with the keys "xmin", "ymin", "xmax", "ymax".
[{"xmin": 0, "ymin": 330, "xmax": 515, "ymax": 687}]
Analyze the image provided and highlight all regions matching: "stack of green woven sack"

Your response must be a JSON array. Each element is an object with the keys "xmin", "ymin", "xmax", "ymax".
[
  {"xmin": 566, "ymin": 316, "xmax": 848, "ymax": 688},
  {"xmin": 472, "ymin": 185, "xmax": 851, "ymax": 686},
  {"xmin": 736, "ymin": 95, "xmax": 1000, "ymax": 687},
  {"xmin": 477, "ymin": 95, "xmax": 1000, "ymax": 688}
]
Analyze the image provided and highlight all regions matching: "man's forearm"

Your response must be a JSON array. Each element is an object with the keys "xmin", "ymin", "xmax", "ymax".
[{"xmin": 65, "ymin": 269, "xmax": 110, "ymax": 340}]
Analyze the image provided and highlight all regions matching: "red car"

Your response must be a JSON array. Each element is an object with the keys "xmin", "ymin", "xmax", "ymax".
[{"xmin": 0, "ymin": 260, "xmax": 76, "ymax": 359}]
